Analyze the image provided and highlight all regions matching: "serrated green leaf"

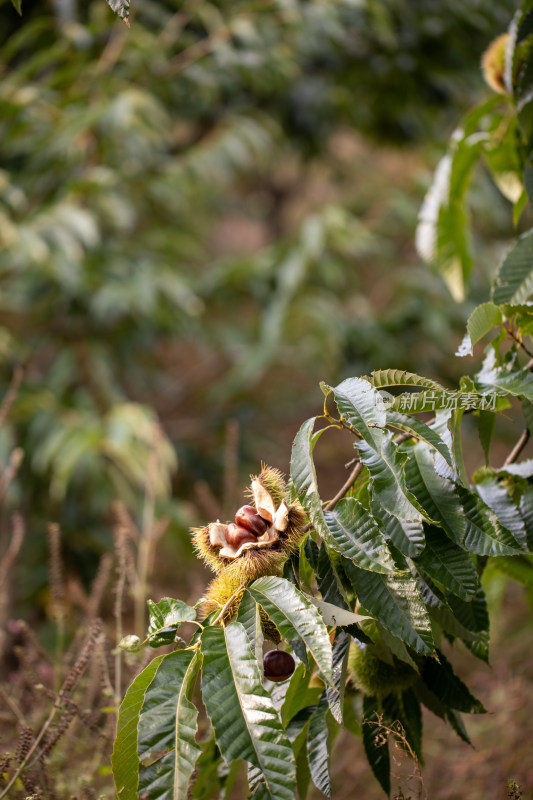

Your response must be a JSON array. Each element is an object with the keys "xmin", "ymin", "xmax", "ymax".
[
  {"xmin": 147, "ymin": 598, "xmax": 196, "ymax": 647},
  {"xmin": 421, "ymin": 650, "xmax": 486, "ymax": 713},
  {"xmin": 446, "ymin": 709, "xmax": 472, "ymax": 745},
  {"xmin": 416, "ymin": 135, "xmax": 477, "ymax": 301},
  {"xmin": 475, "ymin": 478, "xmax": 528, "ymax": 549},
  {"xmin": 326, "ymin": 377, "xmax": 386, "ymax": 450},
  {"xmin": 459, "ymin": 487, "xmax": 526, "ymax": 555},
  {"xmin": 316, "ymin": 545, "xmax": 352, "ymax": 608},
  {"xmin": 326, "ymin": 631, "xmax": 350, "ymax": 725},
  {"xmin": 386, "ymin": 411, "xmax": 453, "ymax": 465},
  {"xmin": 293, "ymin": 723, "xmax": 312, "ymax": 800},
  {"xmin": 369, "ymin": 369, "xmax": 444, "ymax": 391},
  {"xmin": 291, "ymin": 416, "xmax": 335, "ymax": 548},
  {"xmin": 137, "ymin": 650, "xmax": 201, "ymax": 800},
  {"xmin": 464, "ymin": 302, "xmax": 503, "ymax": 353},
  {"xmin": 362, "ymin": 695, "xmax": 390, "ymax": 796},
  {"xmin": 372, "ymin": 502, "xmax": 426, "ymax": 557},
  {"xmin": 247, "ymin": 576, "xmax": 333, "ymax": 684},
  {"xmin": 201, "ymin": 624, "xmax": 295, "ymax": 800},
  {"xmin": 414, "ymin": 525, "xmax": 479, "ymax": 600},
  {"xmin": 405, "ymin": 444, "xmax": 466, "ymax": 545},
  {"xmin": 323, "ymin": 498, "xmax": 396, "ymax": 574},
  {"xmin": 519, "ymin": 484, "xmax": 533, "ymax": 550},
  {"xmin": 492, "ymin": 228, "xmax": 533, "ymax": 304},
  {"xmin": 281, "ymin": 663, "xmax": 322, "ymax": 727},
  {"xmin": 220, "ymin": 760, "xmax": 244, "ymax": 800},
  {"xmin": 358, "ymin": 435, "xmax": 424, "ymax": 523},
  {"xmin": 307, "ymin": 694, "xmax": 331, "ymax": 798},
  {"xmin": 342, "ymin": 562, "xmax": 434, "ymax": 655},
  {"xmin": 476, "ymin": 365, "xmax": 533, "ymax": 401},
  {"xmin": 237, "ymin": 591, "xmax": 264, "ymax": 669},
  {"xmin": 112, "ymin": 655, "xmax": 165, "ymax": 800}
]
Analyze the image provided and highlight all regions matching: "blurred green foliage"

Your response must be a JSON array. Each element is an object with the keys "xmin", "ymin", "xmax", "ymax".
[{"xmin": 0, "ymin": 0, "xmax": 518, "ymax": 596}]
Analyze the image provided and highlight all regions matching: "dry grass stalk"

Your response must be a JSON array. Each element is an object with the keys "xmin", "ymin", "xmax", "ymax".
[{"xmin": 0, "ymin": 513, "xmax": 25, "ymax": 662}]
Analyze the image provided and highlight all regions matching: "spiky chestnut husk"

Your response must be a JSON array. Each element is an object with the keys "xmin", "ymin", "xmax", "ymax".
[
  {"xmin": 200, "ymin": 569, "xmax": 244, "ymax": 619},
  {"xmin": 481, "ymin": 33, "xmax": 509, "ymax": 95},
  {"xmin": 192, "ymin": 465, "xmax": 306, "ymax": 575},
  {"xmin": 199, "ymin": 549, "xmax": 287, "ymax": 618},
  {"xmin": 348, "ymin": 642, "xmax": 417, "ymax": 699}
]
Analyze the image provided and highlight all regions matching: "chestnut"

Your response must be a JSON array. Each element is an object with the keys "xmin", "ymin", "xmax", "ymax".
[
  {"xmin": 225, "ymin": 522, "xmax": 258, "ymax": 548},
  {"xmin": 235, "ymin": 505, "xmax": 269, "ymax": 537},
  {"xmin": 263, "ymin": 650, "xmax": 295, "ymax": 682}
]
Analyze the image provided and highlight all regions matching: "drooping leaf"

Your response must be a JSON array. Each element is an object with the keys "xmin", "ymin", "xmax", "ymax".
[
  {"xmin": 492, "ymin": 228, "xmax": 533, "ymax": 304},
  {"xmin": 293, "ymin": 724, "xmax": 312, "ymax": 800},
  {"xmin": 386, "ymin": 411, "xmax": 453, "ymax": 466},
  {"xmin": 362, "ymin": 695, "xmax": 390, "ymax": 796},
  {"xmin": 237, "ymin": 591, "xmax": 264, "ymax": 670},
  {"xmin": 343, "ymin": 562, "xmax": 434, "ymax": 655},
  {"xmin": 281, "ymin": 664, "xmax": 322, "ymax": 727},
  {"xmin": 137, "ymin": 650, "xmax": 201, "ymax": 800},
  {"xmin": 446, "ymin": 709, "xmax": 472, "ymax": 745},
  {"xmin": 372, "ymin": 503, "xmax": 426, "ymax": 558},
  {"xmin": 475, "ymin": 478, "xmax": 528, "ymax": 549},
  {"xmin": 420, "ymin": 650, "xmax": 486, "ymax": 713},
  {"xmin": 459, "ymin": 487, "xmax": 526, "ymax": 555},
  {"xmin": 307, "ymin": 694, "xmax": 331, "ymax": 798},
  {"xmin": 519, "ymin": 484, "xmax": 533, "ymax": 550},
  {"xmin": 201, "ymin": 623, "xmax": 296, "ymax": 800},
  {"xmin": 405, "ymin": 444, "xmax": 466, "ymax": 545},
  {"xmin": 247, "ymin": 576, "xmax": 333, "ymax": 684},
  {"xmin": 326, "ymin": 631, "xmax": 351, "ymax": 725},
  {"xmin": 357, "ymin": 435, "xmax": 425, "ymax": 524},
  {"xmin": 10, "ymin": 0, "xmax": 22, "ymax": 14},
  {"xmin": 112, "ymin": 655, "xmax": 165, "ymax": 800},
  {"xmin": 190, "ymin": 737, "xmax": 223, "ymax": 800},
  {"xmin": 416, "ymin": 101, "xmax": 497, "ymax": 301},
  {"xmin": 316, "ymin": 544, "xmax": 352, "ymax": 608},
  {"xmin": 323, "ymin": 498, "xmax": 396, "ymax": 573},
  {"xmin": 414, "ymin": 525, "xmax": 479, "ymax": 600},
  {"xmin": 291, "ymin": 416, "xmax": 335, "ymax": 546}
]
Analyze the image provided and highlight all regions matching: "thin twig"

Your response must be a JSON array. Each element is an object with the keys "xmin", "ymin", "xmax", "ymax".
[
  {"xmin": 324, "ymin": 462, "xmax": 363, "ymax": 512},
  {"xmin": 503, "ymin": 428, "xmax": 530, "ymax": 466},
  {"xmin": 504, "ymin": 322, "xmax": 533, "ymax": 359}
]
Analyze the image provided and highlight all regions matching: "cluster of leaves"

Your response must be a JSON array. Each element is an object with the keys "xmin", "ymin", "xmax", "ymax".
[
  {"xmin": 0, "ymin": 0, "xmax": 515, "ymax": 591},
  {"xmin": 111, "ymin": 2, "xmax": 533, "ymax": 797},
  {"xmin": 113, "ymin": 356, "xmax": 533, "ymax": 798}
]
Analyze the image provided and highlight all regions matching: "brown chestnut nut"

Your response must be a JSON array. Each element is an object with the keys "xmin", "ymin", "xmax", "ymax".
[
  {"xmin": 263, "ymin": 650, "xmax": 295, "ymax": 682},
  {"xmin": 235, "ymin": 505, "xmax": 269, "ymax": 536},
  {"xmin": 225, "ymin": 522, "xmax": 258, "ymax": 548}
]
